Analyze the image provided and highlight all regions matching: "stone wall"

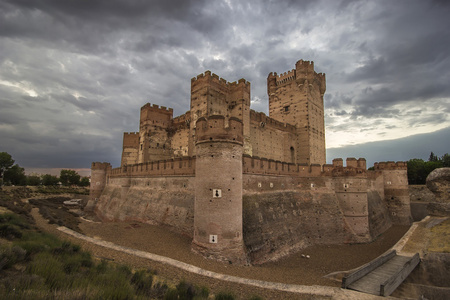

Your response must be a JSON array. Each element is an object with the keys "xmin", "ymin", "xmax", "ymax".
[
  {"xmin": 94, "ymin": 176, "xmax": 195, "ymax": 236},
  {"xmin": 241, "ymin": 173, "xmax": 392, "ymax": 264}
]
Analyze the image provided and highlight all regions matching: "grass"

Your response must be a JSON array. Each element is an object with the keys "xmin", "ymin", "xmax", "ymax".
[
  {"xmin": 428, "ymin": 218, "xmax": 450, "ymax": 253},
  {"xmin": 0, "ymin": 211, "xmax": 221, "ymax": 300}
]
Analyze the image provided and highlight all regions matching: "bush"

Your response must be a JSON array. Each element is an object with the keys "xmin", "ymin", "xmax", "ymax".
[
  {"xmin": 0, "ymin": 224, "xmax": 23, "ymax": 239},
  {"xmin": 130, "ymin": 269, "xmax": 153, "ymax": 296},
  {"xmin": 0, "ymin": 245, "xmax": 27, "ymax": 270},
  {"xmin": 176, "ymin": 280, "xmax": 197, "ymax": 300},
  {"xmin": 215, "ymin": 291, "xmax": 236, "ymax": 300}
]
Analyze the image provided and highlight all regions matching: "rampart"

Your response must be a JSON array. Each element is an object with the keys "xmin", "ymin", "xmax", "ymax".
[{"xmin": 110, "ymin": 156, "xmax": 195, "ymax": 177}]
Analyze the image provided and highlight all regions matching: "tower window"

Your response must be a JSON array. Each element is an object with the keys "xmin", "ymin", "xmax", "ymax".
[{"xmin": 284, "ymin": 105, "xmax": 290, "ymax": 112}]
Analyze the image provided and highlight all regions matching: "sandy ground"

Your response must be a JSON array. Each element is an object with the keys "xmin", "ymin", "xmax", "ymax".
[
  {"xmin": 77, "ymin": 220, "xmax": 409, "ymax": 286},
  {"xmin": 31, "ymin": 208, "xmax": 409, "ymax": 299}
]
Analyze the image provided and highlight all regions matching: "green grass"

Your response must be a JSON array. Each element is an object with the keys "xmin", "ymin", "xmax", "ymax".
[{"xmin": 0, "ymin": 211, "xmax": 214, "ymax": 300}]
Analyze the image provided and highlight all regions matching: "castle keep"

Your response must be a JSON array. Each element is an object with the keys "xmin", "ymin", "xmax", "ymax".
[{"xmin": 91, "ymin": 60, "xmax": 412, "ymax": 264}]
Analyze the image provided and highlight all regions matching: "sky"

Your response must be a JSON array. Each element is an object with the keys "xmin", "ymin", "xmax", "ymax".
[{"xmin": 0, "ymin": 0, "xmax": 449, "ymax": 175}]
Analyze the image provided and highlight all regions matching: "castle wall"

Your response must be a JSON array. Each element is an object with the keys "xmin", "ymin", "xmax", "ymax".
[
  {"xmin": 242, "ymin": 174, "xmax": 376, "ymax": 264},
  {"xmin": 248, "ymin": 111, "xmax": 298, "ymax": 162},
  {"xmin": 171, "ymin": 127, "xmax": 190, "ymax": 157},
  {"xmin": 94, "ymin": 176, "xmax": 195, "ymax": 236},
  {"xmin": 92, "ymin": 157, "xmax": 402, "ymax": 264},
  {"xmin": 122, "ymin": 132, "xmax": 139, "ymax": 166}
]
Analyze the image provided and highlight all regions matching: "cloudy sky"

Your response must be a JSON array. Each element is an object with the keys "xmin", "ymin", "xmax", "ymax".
[{"xmin": 1, "ymin": 0, "xmax": 449, "ymax": 175}]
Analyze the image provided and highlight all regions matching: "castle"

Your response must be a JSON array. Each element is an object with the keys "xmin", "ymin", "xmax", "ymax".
[{"xmin": 90, "ymin": 60, "xmax": 412, "ymax": 264}]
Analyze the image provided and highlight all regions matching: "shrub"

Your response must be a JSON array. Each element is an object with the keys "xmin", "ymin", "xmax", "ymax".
[
  {"xmin": 0, "ymin": 245, "xmax": 27, "ymax": 270},
  {"xmin": 176, "ymin": 280, "xmax": 197, "ymax": 300},
  {"xmin": 0, "ymin": 213, "xmax": 29, "ymax": 229},
  {"xmin": 0, "ymin": 224, "xmax": 22, "ymax": 239},
  {"xmin": 130, "ymin": 269, "xmax": 153, "ymax": 296},
  {"xmin": 215, "ymin": 291, "xmax": 236, "ymax": 300}
]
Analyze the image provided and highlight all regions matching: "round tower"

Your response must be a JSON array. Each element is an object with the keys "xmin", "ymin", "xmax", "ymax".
[
  {"xmin": 192, "ymin": 115, "xmax": 247, "ymax": 264},
  {"xmin": 88, "ymin": 162, "xmax": 111, "ymax": 211}
]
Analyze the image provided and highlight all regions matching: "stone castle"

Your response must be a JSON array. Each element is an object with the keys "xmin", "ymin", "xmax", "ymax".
[{"xmin": 90, "ymin": 59, "xmax": 412, "ymax": 264}]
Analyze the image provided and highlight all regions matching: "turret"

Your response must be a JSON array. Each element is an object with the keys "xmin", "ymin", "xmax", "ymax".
[
  {"xmin": 89, "ymin": 162, "xmax": 111, "ymax": 205},
  {"xmin": 192, "ymin": 116, "xmax": 247, "ymax": 264},
  {"xmin": 374, "ymin": 161, "xmax": 411, "ymax": 225}
]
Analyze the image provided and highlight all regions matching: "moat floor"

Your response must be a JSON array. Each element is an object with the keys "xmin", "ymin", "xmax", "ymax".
[{"xmin": 78, "ymin": 219, "xmax": 408, "ymax": 287}]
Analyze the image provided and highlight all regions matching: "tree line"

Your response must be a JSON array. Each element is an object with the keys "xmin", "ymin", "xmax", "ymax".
[
  {"xmin": 0, "ymin": 152, "xmax": 89, "ymax": 187},
  {"xmin": 407, "ymin": 152, "xmax": 449, "ymax": 185}
]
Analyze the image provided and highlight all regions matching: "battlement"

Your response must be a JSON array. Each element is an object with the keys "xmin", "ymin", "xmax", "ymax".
[
  {"xmin": 250, "ymin": 110, "xmax": 296, "ymax": 133},
  {"xmin": 109, "ymin": 156, "xmax": 195, "ymax": 177},
  {"xmin": 172, "ymin": 111, "xmax": 191, "ymax": 128},
  {"xmin": 295, "ymin": 59, "xmax": 315, "ymax": 73},
  {"xmin": 373, "ymin": 161, "xmax": 408, "ymax": 170},
  {"xmin": 191, "ymin": 70, "xmax": 250, "ymax": 90},
  {"xmin": 195, "ymin": 115, "xmax": 243, "ymax": 144},
  {"xmin": 123, "ymin": 132, "xmax": 139, "ymax": 148},
  {"xmin": 91, "ymin": 162, "xmax": 112, "ymax": 171},
  {"xmin": 141, "ymin": 103, "xmax": 174, "ymax": 114},
  {"xmin": 243, "ymin": 156, "xmax": 368, "ymax": 177}
]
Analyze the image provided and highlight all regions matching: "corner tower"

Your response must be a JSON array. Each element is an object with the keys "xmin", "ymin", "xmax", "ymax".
[
  {"xmin": 267, "ymin": 60, "xmax": 326, "ymax": 165},
  {"xmin": 192, "ymin": 115, "xmax": 247, "ymax": 264}
]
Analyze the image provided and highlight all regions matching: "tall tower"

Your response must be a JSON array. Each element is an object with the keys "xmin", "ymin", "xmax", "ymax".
[
  {"xmin": 192, "ymin": 115, "xmax": 247, "ymax": 264},
  {"xmin": 189, "ymin": 71, "xmax": 251, "ymax": 157},
  {"xmin": 267, "ymin": 60, "xmax": 326, "ymax": 165},
  {"xmin": 138, "ymin": 104, "xmax": 173, "ymax": 163}
]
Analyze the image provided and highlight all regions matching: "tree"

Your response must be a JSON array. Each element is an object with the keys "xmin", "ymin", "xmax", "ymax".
[
  {"xmin": 79, "ymin": 177, "xmax": 90, "ymax": 187},
  {"xmin": 41, "ymin": 174, "xmax": 59, "ymax": 186},
  {"xmin": 60, "ymin": 169, "xmax": 80, "ymax": 186},
  {"xmin": 407, "ymin": 152, "xmax": 449, "ymax": 184},
  {"xmin": 0, "ymin": 152, "xmax": 15, "ymax": 185},
  {"xmin": 428, "ymin": 151, "xmax": 438, "ymax": 162},
  {"xmin": 4, "ymin": 164, "xmax": 26, "ymax": 186},
  {"xmin": 441, "ymin": 153, "xmax": 450, "ymax": 167},
  {"xmin": 27, "ymin": 175, "xmax": 41, "ymax": 186}
]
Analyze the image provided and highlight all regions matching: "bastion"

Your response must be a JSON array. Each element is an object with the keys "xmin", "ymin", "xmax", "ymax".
[{"xmin": 90, "ymin": 59, "xmax": 412, "ymax": 264}]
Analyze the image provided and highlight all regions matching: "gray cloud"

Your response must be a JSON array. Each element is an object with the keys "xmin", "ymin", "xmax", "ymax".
[{"xmin": 0, "ymin": 0, "xmax": 449, "ymax": 170}]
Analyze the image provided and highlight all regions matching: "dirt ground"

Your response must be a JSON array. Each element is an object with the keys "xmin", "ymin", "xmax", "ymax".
[
  {"xmin": 25, "ymin": 195, "xmax": 410, "ymax": 299},
  {"xmin": 76, "ymin": 218, "xmax": 408, "ymax": 287}
]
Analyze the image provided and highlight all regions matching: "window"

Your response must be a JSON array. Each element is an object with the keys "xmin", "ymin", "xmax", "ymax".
[{"xmin": 284, "ymin": 105, "xmax": 290, "ymax": 112}]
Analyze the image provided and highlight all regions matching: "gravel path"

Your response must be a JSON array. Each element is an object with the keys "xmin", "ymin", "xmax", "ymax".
[{"xmin": 31, "ymin": 208, "xmax": 408, "ymax": 299}]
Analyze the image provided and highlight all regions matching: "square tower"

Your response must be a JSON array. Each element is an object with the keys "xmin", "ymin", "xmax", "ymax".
[
  {"xmin": 189, "ymin": 71, "xmax": 251, "ymax": 156},
  {"xmin": 267, "ymin": 60, "xmax": 326, "ymax": 165}
]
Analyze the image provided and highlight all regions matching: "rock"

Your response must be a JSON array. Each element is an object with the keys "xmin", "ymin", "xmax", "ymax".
[{"xmin": 426, "ymin": 168, "xmax": 450, "ymax": 202}]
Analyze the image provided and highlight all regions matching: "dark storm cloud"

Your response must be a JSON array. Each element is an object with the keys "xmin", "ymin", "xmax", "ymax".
[{"xmin": 0, "ymin": 0, "xmax": 449, "ymax": 170}]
